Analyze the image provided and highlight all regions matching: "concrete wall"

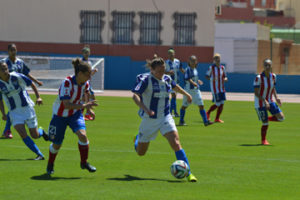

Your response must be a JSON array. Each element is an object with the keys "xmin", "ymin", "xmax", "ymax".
[
  {"xmin": 0, "ymin": 0, "xmax": 215, "ymax": 47},
  {"xmin": 215, "ymin": 23, "xmax": 269, "ymax": 73}
]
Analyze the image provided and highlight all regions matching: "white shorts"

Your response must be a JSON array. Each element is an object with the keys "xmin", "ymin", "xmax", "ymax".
[
  {"xmin": 182, "ymin": 89, "xmax": 204, "ymax": 107},
  {"xmin": 138, "ymin": 114, "xmax": 177, "ymax": 143},
  {"xmin": 9, "ymin": 106, "xmax": 38, "ymax": 129}
]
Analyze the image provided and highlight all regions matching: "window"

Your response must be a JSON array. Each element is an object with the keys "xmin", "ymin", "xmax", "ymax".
[
  {"xmin": 139, "ymin": 12, "xmax": 162, "ymax": 45},
  {"xmin": 250, "ymin": 0, "xmax": 255, "ymax": 6},
  {"xmin": 80, "ymin": 10, "xmax": 105, "ymax": 43},
  {"xmin": 111, "ymin": 11, "xmax": 135, "ymax": 44},
  {"xmin": 173, "ymin": 12, "xmax": 197, "ymax": 46},
  {"xmin": 262, "ymin": 0, "xmax": 266, "ymax": 7}
]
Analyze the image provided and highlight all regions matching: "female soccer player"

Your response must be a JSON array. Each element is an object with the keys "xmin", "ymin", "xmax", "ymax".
[
  {"xmin": 254, "ymin": 59, "xmax": 285, "ymax": 145},
  {"xmin": 81, "ymin": 46, "xmax": 97, "ymax": 121},
  {"xmin": 46, "ymin": 58, "xmax": 98, "ymax": 175},
  {"xmin": 1, "ymin": 44, "xmax": 43, "ymax": 138},
  {"xmin": 0, "ymin": 62, "xmax": 47, "ymax": 160},
  {"xmin": 132, "ymin": 57, "xmax": 197, "ymax": 182},
  {"xmin": 179, "ymin": 55, "xmax": 213, "ymax": 126},
  {"xmin": 205, "ymin": 53, "xmax": 228, "ymax": 123},
  {"xmin": 165, "ymin": 48, "xmax": 184, "ymax": 117}
]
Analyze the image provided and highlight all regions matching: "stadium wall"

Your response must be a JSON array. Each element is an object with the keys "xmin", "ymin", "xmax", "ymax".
[{"xmin": 0, "ymin": 42, "xmax": 298, "ymax": 94}]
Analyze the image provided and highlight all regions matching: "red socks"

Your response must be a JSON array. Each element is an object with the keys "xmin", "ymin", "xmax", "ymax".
[
  {"xmin": 78, "ymin": 143, "xmax": 89, "ymax": 164},
  {"xmin": 261, "ymin": 125, "xmax": 268, "ymax": 141},
  {"xmin": 215, "ymin": 104, "xmax": 224, "ymax": 120},
  {"xmin": 268, "ymin": 116, "xmax": 279, "ymax": 122},
  {"xmin": 208, "ymin": 104, "xmax": 218, "ymax": 114},
  {"xmin": 48, "ymin": 151, "xmax": 57, "ymax": 164}
]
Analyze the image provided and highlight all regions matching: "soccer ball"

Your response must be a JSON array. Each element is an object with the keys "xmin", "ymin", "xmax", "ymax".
[{"xmin": 170, "ymin": 160, "xmax": 190, "ymax": 179}]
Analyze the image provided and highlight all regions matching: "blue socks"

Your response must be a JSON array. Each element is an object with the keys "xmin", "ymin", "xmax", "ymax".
[
  {"xmin": 134, "ymin": 134, "xmax": 139, "ymax": 152},
  {"xmin": 180, "ymin": 109, "xmax": 186, "ymax": 123},
  {"xmin": 3, "ymin": 113, "xmax": 11, "ymax": 134},
  {"xmin": 200, "ymin": 109, "xmax": 208, "ymax": 123},
  {"xmin": 22, "ymin": 136, "xmax": 44, "ymax": 157},
  {"xmin": 175, "ymin": 149, "xmax": 191, "ymax": 175},
  {"xmin": 38, "ymin": 128, "xmax": 44, "ymax": 138},
  {"xmin": 170, "ymin": 98, "xmax": 178, "ymax": 114}
]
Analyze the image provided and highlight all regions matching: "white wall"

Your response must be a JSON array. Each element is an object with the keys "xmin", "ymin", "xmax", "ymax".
[
  {"xmin": 0, "ymin": 0, "xmax": 215, "ymax": 47},
  {"xmin": 215, "ymin": 23, "xmax": 269, "ymax": 73}
]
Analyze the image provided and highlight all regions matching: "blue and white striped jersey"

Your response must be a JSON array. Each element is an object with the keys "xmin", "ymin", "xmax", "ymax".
[
  {"xmin": 1, "ymin": 57, "xmax": 30, "ymax": 75},
  {"xmin": 184, "ymin": 66, "xmax": 199, "ymax": 90},
  {"xmin": 132, "ymin": 73, "xmax": 176, "ymax": 119},
  {"xmin": 165, "ymin": 58, "xmax": 182, "ymax": 83},
  {"xmin": 0, "ymin": 72, "xmax": 34, "ymax": 111}
]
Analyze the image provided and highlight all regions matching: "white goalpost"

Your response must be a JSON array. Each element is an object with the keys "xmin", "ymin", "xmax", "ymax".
[{"xmin": 0, "ymin": 55, "xmax": 105, "ymax": 92}]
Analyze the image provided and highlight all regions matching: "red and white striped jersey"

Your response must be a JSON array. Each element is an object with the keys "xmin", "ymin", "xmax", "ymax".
[
  {"xmin": 52, "ymin": 75, "xmax": 89, "ymax": 117},
  {"xmin": 206, "ymin": 64, "xmax": 227, "ymax": 94},
  {"xmin": 253, "ymin": 72, "xmax": 276, "ymax": 108}
]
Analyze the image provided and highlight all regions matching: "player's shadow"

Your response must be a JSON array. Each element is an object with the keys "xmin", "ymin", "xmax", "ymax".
[
  {"xmin": 240, "ymin": 144, "xmax": 273, "ymax": 147},
  {"xmin": 0, "ymin": 158, "xmax": 33, "ymax": 162},
  {"xmin": 107, "ymin": 174, "xmax": 183, "ymax": 183},
  {"xmin": 31, "ymin": 173, "xmax": 82, "ymax": 181}
]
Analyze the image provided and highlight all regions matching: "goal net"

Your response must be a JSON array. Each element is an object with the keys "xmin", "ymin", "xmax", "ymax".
[{"xmin": 0, "ymin": 55, "xmax": 105, "ymax": 92}]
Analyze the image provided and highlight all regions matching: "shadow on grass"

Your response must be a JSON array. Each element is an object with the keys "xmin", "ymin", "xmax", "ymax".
[
  {"xmin": 240, "ymin": 144, "xmax": 273, "ymax": 147},
  {"xmin": 107, "ymin": 174, "xmax": 183, "ymax": 183},
  {"xmin": 31, "ymin": 173, "xmax": 82, "ymax": 181},
  {"xmin": 0, "ymin": 158, "xmax": 37, "ymax": 161}
]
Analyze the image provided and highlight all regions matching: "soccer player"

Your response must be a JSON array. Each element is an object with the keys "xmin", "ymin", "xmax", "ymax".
[
  {"xmin": 46, "ymin": 58, "xmax": 98, "ymax": 175},
  {"xmin": 0, "ymin": 62, "xmax": 47, "ymax": 160},
  {"xmin": 179, "ymin": 55, "xmax": 213, "ymax": 126},
  {"xmin": 132, "ymin": 57, "xmax": 197, "ymax": 182},
  {"xmin": 1, "ymin": 44, "xmax": 43, "ymax": 139},
  {"xmin": 81, "ymin": 46, "xmax": 97, "ymax": 121},
  {"xmin": 165, "ymin": 48, "xmax": 184, "ymax": 117},
  {"xmin": 205, "ymin": 53, "xmax": 228, "ymax": 123},
  {"xmin": 254, "ymin": 59, "xmax": 285, "ymax": 145}
]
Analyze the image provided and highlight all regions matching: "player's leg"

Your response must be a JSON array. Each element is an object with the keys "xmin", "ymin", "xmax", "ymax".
[
  {"xmin": 14, "ymin": 124, "xmax": 45, "ymax": 159},
  {"xmin": 135, "ymin": 117, "xmax": 160, "ymax": 155},
  {"xmin": 26, "ymin": 115, "xmax": 49, "ymax": 141},
  {"xmin": 268, "ymin": 102, "xmax": 285, "ymax": 122},
  {"xmin": 173, "ymin": 92, "xmax": 179, "ymax": 117},
  {"xmin": 161, "ymin": 115, "xmax": 197, "ymax": 182},
  {"xmin": 46, "ymin": 115, "xmax": 67, "ymax": 174},
  {"xmin": 196, "ymin": 90, "xmax": 213, "ymax": 126},
  {"xmin": 207, "ymin": 94, "xmax": 218, "ymax": 121},
  {"xmin": 179, "ymin": 94, "xmax": 189, "ymax": 126},
  {"xmin": 70, "ymin": 111, "xmax": 96, "ymax": 172},
  {"xmin": 256, "ymin": 107, "xmax": 270, "ymax": 145},
  {"xmin": 2, "ymin": 112, "xmax": 13, "ymax": 139}
]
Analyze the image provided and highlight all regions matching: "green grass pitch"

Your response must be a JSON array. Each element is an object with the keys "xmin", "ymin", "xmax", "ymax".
[{"xmin": 0, "ymin": 95, "xmax": 299, "ymax": 200}]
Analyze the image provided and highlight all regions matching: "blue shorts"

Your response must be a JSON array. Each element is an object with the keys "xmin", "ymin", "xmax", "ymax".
[
  {"xmin": 212, "ymin": 92, "xmax": 226, "ymax": 103},
  {"xmin": 256, "ymin": 103, "xmax": 281, "ymax": 122},
  {"xmin": 269, "ymin": 102, "xmax": 282, "ymax": 115},
  {"xmin": 48, "ymin": 111, "xmax": 86, "ymax": 145}
]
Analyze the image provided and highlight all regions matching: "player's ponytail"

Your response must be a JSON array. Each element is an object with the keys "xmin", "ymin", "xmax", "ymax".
[
  {"xmin": 149, "ymin": 57, "xmax": 165, "ymax": 70},
  {"xmin": 72, "ymin": 58, "xmax": 91, "ymax": 75}
]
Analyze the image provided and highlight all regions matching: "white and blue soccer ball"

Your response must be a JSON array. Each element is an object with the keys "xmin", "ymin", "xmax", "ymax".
[{"xmin": 170, "ymin": 160, "xmax": 190, "ymax": 179}]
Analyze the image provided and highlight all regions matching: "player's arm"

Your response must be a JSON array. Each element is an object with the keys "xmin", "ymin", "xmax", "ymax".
[
  {"xmin": 188, "ymin": 79, "xmax": 198, "ymax": 88},
  {"xmin": 27, "ymin": 73, "xmax": 43, "ymax": 86},
  {"xmin": 198, "ymin": 79, "xmax": 203, "ymax": 85},
  {"xmin": 30, "ymin": 82, "xmax": 43, "ymax": 105},
  {"xmin": 254, "ymin": 87, "xmax": 269, "ymax": 109},
  {"xmin": 0, "ymin": 97, "xmax": 7, "ymax": 121},
  {"xmin": 272, "ymin": 88, "xmax": 281, "ymax": 106},
  {"xmin": 179, "ymin": 62, "xmax": 185, "ymax": 74},
  {"xmin": 63, "ymin": 99, "xmax": 98, "ymax": 110},
  {"xmin": 132, "ymin": 93, "xmax": 154, "ymax": 116},
  {"xmin": 173, "ymin": 85, "xmax": 192, "ymax": 103}
]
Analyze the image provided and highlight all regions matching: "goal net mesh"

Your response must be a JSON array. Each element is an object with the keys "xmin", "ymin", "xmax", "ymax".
[{"xmin": 0, "ymin": 55, "xmax": 105, "ymax": 92}]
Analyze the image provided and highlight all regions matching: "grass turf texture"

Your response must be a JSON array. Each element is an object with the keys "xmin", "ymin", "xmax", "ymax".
[{"xmin": 0, "ymin": 95, "xmax": 299, "ymax": 200}]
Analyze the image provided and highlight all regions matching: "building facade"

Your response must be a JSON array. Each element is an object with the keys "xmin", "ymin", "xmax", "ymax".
[{"xmin": 0, "ymin": 0, "xmax": 216, "ymax": 62}]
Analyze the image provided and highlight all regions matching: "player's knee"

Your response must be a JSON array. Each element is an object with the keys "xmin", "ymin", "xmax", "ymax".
[{"xmin": 199, "ymin": 105, "xmax": 204, "ymax": 110}]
